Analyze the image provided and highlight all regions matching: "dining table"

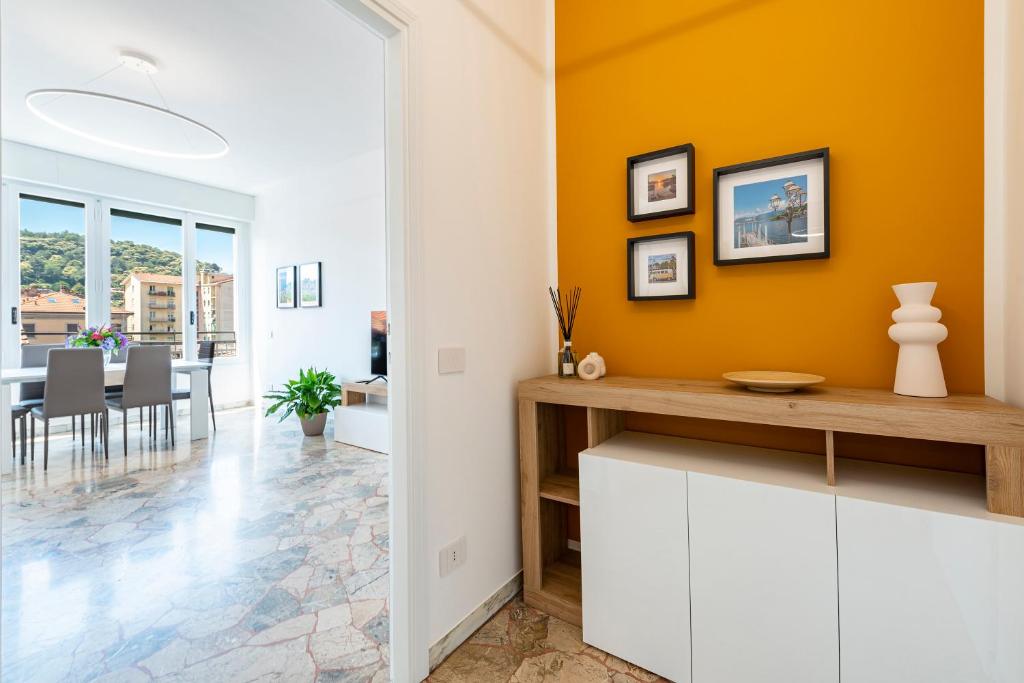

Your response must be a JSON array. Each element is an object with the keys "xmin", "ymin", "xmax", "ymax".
[{"xmin": 1, "ymin": 359, "xmax": 211, "ymax": 474}]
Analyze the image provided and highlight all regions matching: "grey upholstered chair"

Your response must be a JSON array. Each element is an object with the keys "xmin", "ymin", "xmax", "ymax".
[
  {"xmin": 106, "ymin": 345, "xmax": 175, "ymax": 456},
  {"xmin": 171, "ymin": 340, "xmax": 217, "ymax": 431},
  {"xmin": 11, "ymin": 344, "xmax": 61, "ymax": 463},
  {"xmin": 30, "ymin": 348, "xmax": 108, "ymax": 469}
]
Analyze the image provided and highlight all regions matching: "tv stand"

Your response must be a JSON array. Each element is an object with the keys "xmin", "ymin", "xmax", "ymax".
[
  {"xmin": 335, "ymin": 381, "xmax": 389, "ymax": 453},
  {"xmin": 357, "ymin": 375, "xmax": 388, "ymax": 385}
]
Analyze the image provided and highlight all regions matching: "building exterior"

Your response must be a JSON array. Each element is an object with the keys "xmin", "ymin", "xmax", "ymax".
[
  {"xmin": 121, "ymin": 272, "xmax": 182, "ymax": 339},
  {"xmin": 19, "ymin": 289, "xmax": 128, "ymax": 345},
  {"xmin": 196, "ymin": 271, "xmax": 234, "ymax": 337}
]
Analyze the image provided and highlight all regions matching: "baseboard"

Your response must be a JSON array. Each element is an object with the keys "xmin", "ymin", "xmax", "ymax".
[{"xmin": 428, "ymin": 570, "xmax": 523, "ymax": 671}]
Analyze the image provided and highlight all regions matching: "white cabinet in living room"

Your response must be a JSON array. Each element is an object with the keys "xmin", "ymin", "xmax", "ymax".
[
  {"xmin": 837, "ymin": 493, "xmax": 1024, "ymax": 683},
  {"xmin": 688, "ymin": 471, "xmax": 839, "ymax": 683},
  {"xmin": 579, "ymin": 449, "xmax": 691, "ymax": 683}
]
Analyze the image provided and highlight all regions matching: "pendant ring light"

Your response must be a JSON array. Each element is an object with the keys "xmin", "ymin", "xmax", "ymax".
[{"xmin": 25, "ymin": 51, "xmax": 230, "ymax": 160}]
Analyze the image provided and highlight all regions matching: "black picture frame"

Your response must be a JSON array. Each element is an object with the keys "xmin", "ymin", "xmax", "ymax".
[
  {"xmin": 713, "ymin": 148, "xmax": 830, "ymax": 266},
  {"xmin": 627, "ymin": 231, "xmax": 696, "ymax": 301},
  {"xmin": 276, "ymin": 266, "xmax": 296, "ymax": 308},
  {"xmin": 298, "ymin": 262, "xmax": 323, "ymax": 308},
  {"xmin": 627, "ymin": 143, "xmax": 695, "ymax": 222}
]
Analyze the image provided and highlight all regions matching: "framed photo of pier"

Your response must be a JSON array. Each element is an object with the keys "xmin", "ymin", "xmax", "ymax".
[
  {"xmin": 627, "ymin": 231, "xmax": 696, "ymax": 300},
  {"xmin": 627, "ymin": 143, "xmax": 695, "ymax": 222},
  {"xmin": 713, "ymin": 148, "xmax": 829, "ymax": 266}
]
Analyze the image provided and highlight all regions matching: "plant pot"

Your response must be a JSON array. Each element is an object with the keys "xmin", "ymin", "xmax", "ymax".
[{"xmin": 299, "ymin": 412, "xmax": 328, "ymax": 436}]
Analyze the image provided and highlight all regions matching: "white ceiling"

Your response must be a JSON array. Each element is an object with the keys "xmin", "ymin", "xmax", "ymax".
[{"xmin": 1, "ymin": 0, "xmax": 384, "ymax": 194}]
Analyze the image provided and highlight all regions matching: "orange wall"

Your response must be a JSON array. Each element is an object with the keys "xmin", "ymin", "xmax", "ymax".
[{"xmin": 555, "ymin": 0, "xmax": 984, "ymax": 392}]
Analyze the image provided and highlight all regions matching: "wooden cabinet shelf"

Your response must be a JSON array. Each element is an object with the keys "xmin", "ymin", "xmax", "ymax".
[
  {"xmin": 539, "ymin": 473, "xmax": 580, "ymax": 506},
  {"xmin": 524, "ymin": 552, "xmax": 582, "ymax": 626}
]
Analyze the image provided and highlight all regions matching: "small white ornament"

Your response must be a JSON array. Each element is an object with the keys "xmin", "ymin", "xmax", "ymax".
[
  {"xmin": 887, "ymin": 282, "xmax": 948, "ymax": 397},
  {"xmin": 578, "ymin": 352, "xmax": 606, "ymax": 381}
]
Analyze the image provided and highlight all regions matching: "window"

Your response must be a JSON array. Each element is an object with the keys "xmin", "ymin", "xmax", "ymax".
[
  {"xmin": 196, "ymin": 223, "xmax": 237, "ymax": 357},
  {"xmin": 66, "ymin": 323, "xmax": 80, "ymax": 333},
  {"xmin": 109, "ymin": 208, "xmax": 183, "ymax": 358},
  {"xmin": 18, "ymin": 194, "xmax": 87, "ymax": 347}
]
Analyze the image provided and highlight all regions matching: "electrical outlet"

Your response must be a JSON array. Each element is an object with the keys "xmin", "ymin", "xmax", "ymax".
[{"xmin": 439, "ymin": 536, "xmax": 467, "ymax": 577}]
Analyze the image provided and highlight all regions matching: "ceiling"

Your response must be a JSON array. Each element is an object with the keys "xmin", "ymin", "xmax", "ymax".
[{"xmin": 1, "ymin": 0, "xmax": 384, "ymax": 194}]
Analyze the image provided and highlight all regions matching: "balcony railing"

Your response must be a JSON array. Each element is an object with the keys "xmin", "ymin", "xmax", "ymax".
[{"xmin": 19, "ymin": 330, "xmax": 238, "ymax": 358}]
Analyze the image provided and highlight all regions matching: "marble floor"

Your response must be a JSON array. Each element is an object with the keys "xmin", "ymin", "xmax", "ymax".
[
  {"xmin": 428, "ymin": 597, "xmax": 665, "ymax": 682},
  {"xmin": 1, "ymin": 407, "xmax": 389, "ymax": 682}
]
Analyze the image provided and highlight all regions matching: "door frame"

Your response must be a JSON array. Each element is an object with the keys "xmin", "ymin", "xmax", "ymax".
[{"xmin": 325, "ymin": 0, "xmax": 427, "ymax": 679}]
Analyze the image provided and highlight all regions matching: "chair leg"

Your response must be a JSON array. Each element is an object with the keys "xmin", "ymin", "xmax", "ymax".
[
  {"xmin": 72, "ymin": 414, "xmax": 76, "ymax": 441},
  {"xmin": 10, "ymin": 414, "xmax": 15, "ymax": 460},
  {"xmin": 139, "ymin": 407, "xmax": 143, "ymax": 431},
  {"xmin": 123, "ymin": 410, "xmax": 128, "ymax": 459},
  {"xmin": 104, "ymin": 410, "xmax": 109, "ymax": 460},
  {"xmin": 91, "ymin": 413, "xmax": 96, "ymax": 450},
  {"xmin": 164, "ymin": 405, "xmax": 168, "ymax": 441},
  {"xmin": 169, "ymin": 403, "xmax": 176, "ymax": 447},
  {"xmin": 43, "ymin": 418, "xmax": 49, "ymax": 471},
  {"xmin": 20, "ymin": 416, "xmax": 27, "ymax": 465},
  {"xmin": 30, "ymin": 415, "xmax": 35, "ymax": 462},
  {"xmin": 209, "ymin": 381, "xmax": 216, "ymax": 431},
  {"xmin": 81, "ymin": 414, "xmax": 86, "ymax": 445}
]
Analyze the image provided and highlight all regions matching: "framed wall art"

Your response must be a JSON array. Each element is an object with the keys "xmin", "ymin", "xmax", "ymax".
[
  {"xmin": 276, "ymin": 266, "xmax": 296, "ymax": 308},
  {"xmin": 713, "ymin": 148, "xmax": 829, "ymax": 265},
  {"xmin": 627, "ymin": 143, "xmax": 695, "ymax": 222},
  {"xmin": 299, "ymin": 261, "xmax": 323, "ymax": 308},
  {"xmin": 627, "ymin": 231, "xmax": 696, "ymax": 300}
]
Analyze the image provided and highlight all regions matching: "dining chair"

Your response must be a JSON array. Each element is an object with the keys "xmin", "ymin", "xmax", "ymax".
[
  {"xmin": 11, "ymin": 343, "xmax": 61, "ymax": 462},
  {"xmin": 106, "ymin": 345, "xmax": 175, "ymax": 457},
  {"xmin": 171, "ymin": 340, "xmax": 217, "ymax": 431},
  {"xmin": 30, "ymin": 348, "xmax": 108, "ymax": 470}
]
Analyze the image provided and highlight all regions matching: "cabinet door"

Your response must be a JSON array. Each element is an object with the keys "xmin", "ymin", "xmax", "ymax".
[
  {"xmin": 688, "ymin": 472, "xmax": 839, "ymax": 683},
  {"xmin": 837, "ymin": 496, "xmax": 1024, "ymax": 683},
  {"xmin": 580, "ymin": 452, "xmax": 690, "ymax": 683}
]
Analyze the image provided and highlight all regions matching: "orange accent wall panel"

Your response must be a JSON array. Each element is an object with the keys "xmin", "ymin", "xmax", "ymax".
[{"xmin": 554, "ymin": 0, "xmax": 983, "ymax": 392}]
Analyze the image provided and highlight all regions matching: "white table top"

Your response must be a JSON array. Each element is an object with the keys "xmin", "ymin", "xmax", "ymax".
[{"xmin": 1, "ymin": 359, "xmax": 210, "ymax": 385}]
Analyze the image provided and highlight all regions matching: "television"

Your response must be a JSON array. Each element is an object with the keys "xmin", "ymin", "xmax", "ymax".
[{"xmin": 370, "ymin": 310, "xmax": 387, "ymax": 377}]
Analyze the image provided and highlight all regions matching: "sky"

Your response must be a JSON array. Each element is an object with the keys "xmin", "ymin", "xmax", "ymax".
[
  {"xmin": 733, "ymin": 175, "xmax": 807, "ymax": 219},
  {"xmin": 20, "ymin": 196, "xmax": 234, "ymax": 272}
]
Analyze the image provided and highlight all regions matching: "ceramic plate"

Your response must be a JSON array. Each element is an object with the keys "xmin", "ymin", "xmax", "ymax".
[{"xmin": 723, "ymin": 371, "xmax": 826, "ymax": 393}]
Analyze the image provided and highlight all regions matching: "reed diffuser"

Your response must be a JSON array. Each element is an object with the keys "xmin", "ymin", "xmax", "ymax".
[{"xmin": 549, "ymin": 286, "xmax": 582, "ymax": 378}]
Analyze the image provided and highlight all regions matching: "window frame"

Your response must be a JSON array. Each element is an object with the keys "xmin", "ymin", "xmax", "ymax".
[{"xmin": 1, "ymin": 180, "xmax": 249, "ymax": 368}]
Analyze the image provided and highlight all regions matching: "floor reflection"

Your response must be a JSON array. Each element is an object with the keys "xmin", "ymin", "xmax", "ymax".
[{"xmin": 1, "ymin": 407, "xmax": 389, "ymax": 682}]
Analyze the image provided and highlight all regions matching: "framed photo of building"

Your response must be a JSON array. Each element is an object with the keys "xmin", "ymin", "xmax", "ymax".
[
  {"xmin": 276, "ymin": 266, "xmax": 296, "ymax": 308},
  {"xmin": 627, "ymin": 231, "xmax": 696, "ymax": 300},
  {"xmin": 713, "ymin": 148, "xmax": 829, "ymax": 265},
  {"xmin": 627, "ymin": 143, "xmax": 695, "ymax": 222},
  {"xmin": 299, "ymin": 262, "xmax": 322, "ymax": 308}
]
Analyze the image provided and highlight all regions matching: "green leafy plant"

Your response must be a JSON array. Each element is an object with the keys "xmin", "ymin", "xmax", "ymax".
[{"xmin": 263, "ymin": 367, "xmax": 342, "ymax": 422}]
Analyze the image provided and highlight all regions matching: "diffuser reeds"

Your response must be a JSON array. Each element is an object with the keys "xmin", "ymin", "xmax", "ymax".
[{"xmin": 548, "ymin": 286, "xmax": 582, "ymax": 342}]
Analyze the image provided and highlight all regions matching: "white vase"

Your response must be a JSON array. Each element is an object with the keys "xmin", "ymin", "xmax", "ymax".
[{"xmin": 887, "ymin": 282, "xmax": 948, "ymax": 397}]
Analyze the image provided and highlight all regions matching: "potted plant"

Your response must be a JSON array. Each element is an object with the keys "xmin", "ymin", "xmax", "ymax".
[
  {"xmin": 67, "ymin": 324, "xmax": 128, "ymax": 366},
  {"xmin": 263, "ymin": 367, "xmax": 342, "ymax": 436}
]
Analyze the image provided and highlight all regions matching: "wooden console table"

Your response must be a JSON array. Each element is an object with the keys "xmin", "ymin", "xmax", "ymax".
[
  {"xmin": 518, "ymin": 375, "xmax": 1024, "ymax": 626},
  {"xmin": 341, "ymin": 381, "xmax": 388, "ymax": 406}
]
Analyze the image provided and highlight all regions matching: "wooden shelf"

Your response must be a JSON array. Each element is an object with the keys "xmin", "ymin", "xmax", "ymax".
[
  {"xmin": 539, "ymin": 473, "xmax": 580, "ymax": 506},
  {"xmin": 519, "ymin": 375, "xmax": 1024, "ymax": 447},
  {"xmin": 524, "ymin": 553, "xmax": 582, "ymax": 626}
]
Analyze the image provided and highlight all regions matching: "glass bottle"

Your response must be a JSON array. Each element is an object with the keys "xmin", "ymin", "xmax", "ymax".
[{"xmin": 557, "ymin": 340, "xmax": 579, "ymax": 378}]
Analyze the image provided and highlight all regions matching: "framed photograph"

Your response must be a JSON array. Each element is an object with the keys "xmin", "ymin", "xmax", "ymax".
[
  {"xmin": 299, "ymin": 262, "xmax": 322, "ymax": 308},
  {"xmin": 276, "ymin": 266, "xmax": 296, "ymax": 308},
  {"xmin": 627, "ymin": 231, "xmax": 696, "ymax": 300},
  {"xmin": 627, "ymin": 143, "xmax": 695, "ymax": 222},
  {"xmin": 713, "ymin": 148, "xmax": 829, "ymax": 266}
]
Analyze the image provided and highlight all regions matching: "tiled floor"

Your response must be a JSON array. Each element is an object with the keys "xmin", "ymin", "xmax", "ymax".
[
  {"xmin": 1, "ymin": 407, "xmax": 389, "ymax": 682},
  {"xmin": 428, "ymin": 597, "xmax": 665, "ymax": 682}
]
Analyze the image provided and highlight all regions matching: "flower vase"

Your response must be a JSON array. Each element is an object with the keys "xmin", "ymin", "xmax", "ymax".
[
  {"xmin": 103, "ymin": 349, "xmax": 113, "ymax": 366},
  {"xmin": 557, "ymin": 341, "xmax": 579, "ymax": 378},
  {"xmin": 887, "ymin": 282, "xmax": 948, "ymax": 397}
]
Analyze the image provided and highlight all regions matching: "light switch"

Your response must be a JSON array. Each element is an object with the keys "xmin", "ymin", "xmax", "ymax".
[{"xmin": 437, "ymin": 346, "xmax": 466, "ymax": 374}]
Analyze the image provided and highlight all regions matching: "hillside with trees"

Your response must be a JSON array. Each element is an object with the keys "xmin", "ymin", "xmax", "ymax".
[{"xmin": 20, "ymin": 229, "xmax": 223, "ymax": 306}]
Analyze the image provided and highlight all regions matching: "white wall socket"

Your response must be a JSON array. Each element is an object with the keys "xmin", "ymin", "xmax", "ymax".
[{"xmin": 439, "ymin": 535, "xmax": 467, "ymax": 577}]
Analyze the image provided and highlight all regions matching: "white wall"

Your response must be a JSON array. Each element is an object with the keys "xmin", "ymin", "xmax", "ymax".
[
  {"xmin": 986, "ymin": 0, "xmax": 1024, "ymax": 407},
  {"xmin": 391, "ymin": 0, "xmax": 556, "ymax": 649},
  {"xmin": 1, "ymin": 140, "xmax": 255, "ymax": 221},
  {"xmin": 250, "ymin": 148, "xmax": 386, "ymax": 392}
]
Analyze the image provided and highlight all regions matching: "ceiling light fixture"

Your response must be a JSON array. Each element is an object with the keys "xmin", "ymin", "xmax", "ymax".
[{"xmin": 25, "ymin": 50, "xmax": 229, "ymax": 160}]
